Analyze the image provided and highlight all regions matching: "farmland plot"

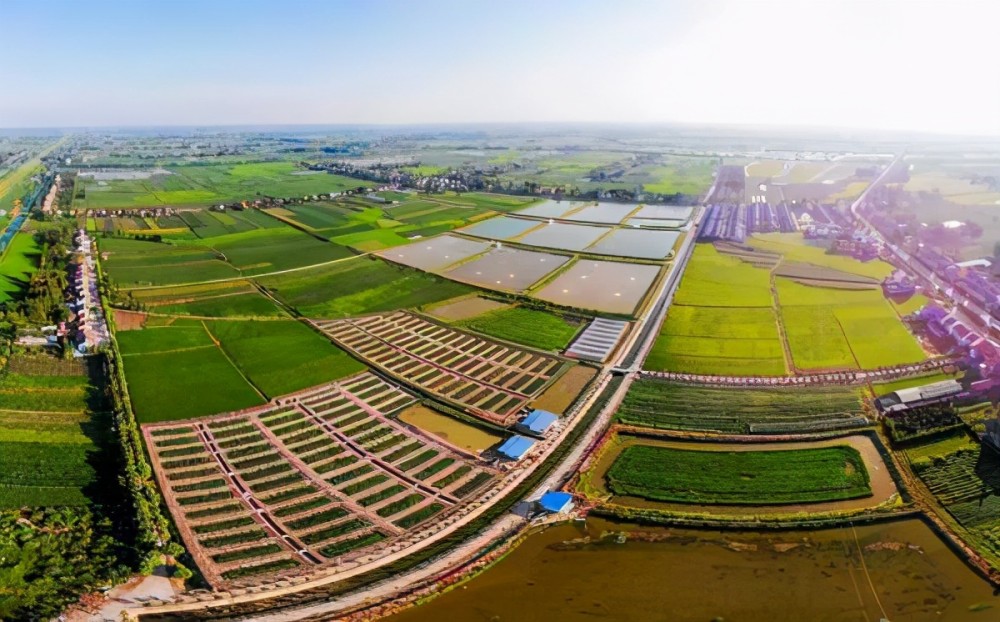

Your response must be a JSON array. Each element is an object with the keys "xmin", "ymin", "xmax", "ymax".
[
  {"xmin": 312, "ymin": 311, "xmax": 568, "ymax": 426},
  {"xmin": 143, "ymin": 372, "xmax": 497, "ymax": 587},
  {"xmin": 616, "ymin": 378, "xmax": 867, "ymax": 434},
  {"xmin": 444, "ymin": 247, "xmax": 569, "ymax": 293},
  {"xmin": 377, "ymin": 234, "xmax": 490, "ymax": 272},
  {"xmin": 533, "ymin": 260, "xmax": 661, "ymax": 316}
]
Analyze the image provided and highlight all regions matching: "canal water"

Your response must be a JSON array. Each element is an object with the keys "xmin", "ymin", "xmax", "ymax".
[{"xmin": 387, "ymin": 518, "xmax": 999, "ymax": 622}]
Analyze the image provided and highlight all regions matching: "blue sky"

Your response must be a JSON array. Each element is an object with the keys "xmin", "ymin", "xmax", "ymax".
[{"xmin": 3, "ymin": 0, "xmax": 999, "ymax": 134}]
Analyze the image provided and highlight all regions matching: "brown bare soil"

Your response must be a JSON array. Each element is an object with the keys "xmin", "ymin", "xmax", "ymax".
[
  {"xmin": 530, "ymin": 366, "xmax": 598, "ymax": 414},
  {"xmin": 426, "ymin": 297, "xmax": 510, "ymax": 322},
  {"xmin": 113, "ymin": 309, "xmax": 147, "ymax": 331}
]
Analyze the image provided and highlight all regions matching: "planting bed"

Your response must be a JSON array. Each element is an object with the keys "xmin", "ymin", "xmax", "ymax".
[
  {"xmin": 618, "ymin": 378, "xmax": 868, "ymax": 435},
  {"xmin": 143, "ymin": 372, "xmax": 498, "ymax": 588},
  {"xmin": 312, "ymin": 311, "xmax": 567, "ymax": 426}
]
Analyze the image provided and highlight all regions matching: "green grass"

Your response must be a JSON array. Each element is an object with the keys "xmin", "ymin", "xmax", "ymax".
[
  {"xmin": 206, "ymin": 320, "xmax": 365, "ymax": 397},
  {"xmin": 259, "ymin": 256, "xmax": 474, "ymax": 317},
  {"xmin": 118, "ymin": 325, "xmax": 265, "ymax": 422},
  {"xmin": 672, "ymin": 245, "xmax": 774, "ymax": 307},
  {"xmin": 455, "ymin": 307, "xmax": 578, "ymax": 350},
  {"xmin": 776, "ymin": 278, "xmax": 926, "ymax": 371},
  {"xmin": 75, "ymin": 162, "xmax": 373, "ymax": 210},
  {"xmin": 750, "ymin": 233, "xmax": 895, "ymax": 280},
  {"xmin": 606, "ymin": 443, "xmax": 871, "ymax": 505},
  {"xmin": 0, "ymin": 232, "xmax": 41, "ymax": 303},
  {"xmin": 154, "ymin": 290, "xmax": 286, "ymax": 318}
]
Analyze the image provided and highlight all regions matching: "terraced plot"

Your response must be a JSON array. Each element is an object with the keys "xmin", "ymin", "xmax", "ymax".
[
  {"xmin": 144, "ymin": 372, "xmax": 497, "ymax": 587},
  {"xmin": 312, "ymin": 312, "xmax": 567, "ymax": 426}
]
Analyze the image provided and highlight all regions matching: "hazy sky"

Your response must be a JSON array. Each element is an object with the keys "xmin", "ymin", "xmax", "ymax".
[{"xmin": 3, "ymin": 0, "xmax": 998, "ymax": 134}]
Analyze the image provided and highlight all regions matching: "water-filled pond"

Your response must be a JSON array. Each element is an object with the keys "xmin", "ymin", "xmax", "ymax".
[{"xmin": 389, "ymin": 517, "xmax": 999, "ymax": 622}]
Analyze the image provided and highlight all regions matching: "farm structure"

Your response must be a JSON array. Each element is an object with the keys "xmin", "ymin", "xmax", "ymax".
[
  {"xmin": 143, "ymin": 372, "xmax": 498, "ymax": 588},
  {"xmin": 565, "ymin": 318, "xmax": 629, "ymax": 362},
  {"xmin": 312, "ymin": 311, "xmax": 567, "ymax": 427}
]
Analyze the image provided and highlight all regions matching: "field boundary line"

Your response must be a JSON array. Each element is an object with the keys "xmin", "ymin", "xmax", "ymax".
[{"xmin": 199, "ymin": 320, "xmax": 268, "ymax": 402}]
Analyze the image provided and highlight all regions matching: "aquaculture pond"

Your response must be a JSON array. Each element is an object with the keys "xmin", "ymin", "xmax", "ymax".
[
  {"xmin": 389, "ymin": 517, "xmax": 1000, "ymax": 622},
  {"xmin": 586, "ymin": 228, "xmax": 680, "ymax": 260},
  {"xmin": 534, "ymin": 260, "xmax": 660, "ymax": 315},
  {"xmin": 445, "ymin": 247, "xmax": 569, "ymax": 293},
  {"xmin": 516, "ymin": 222, "xmax": 609, "ymax": 252},
  {"xmin": 459, "ymin": 215, "xmax": 540, "ymax": 240},
  {"xmin": 377, "ymin": 234, "xmax": 489, "ymax": 272},
  {"xmin": 632, "ymin": 204, "xmax": 694, "ymax": 221}
]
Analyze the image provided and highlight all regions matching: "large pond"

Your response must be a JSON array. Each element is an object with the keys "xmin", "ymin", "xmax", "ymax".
[{"xmin": 388, "ymin": 517, "xmax": 999, "ymax": 622}]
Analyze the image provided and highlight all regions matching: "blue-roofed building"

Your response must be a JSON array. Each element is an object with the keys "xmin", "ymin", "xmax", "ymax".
[
  {"xmin": 517, "ymin": 409, "xmax": 559, "ymax": 436},
  {"xmin": 537, "ymin": 491, "xmax": 574, "ymax": 514},
  {"xmin": 497, "ymin": 435, "xmax": 535, "ymax": 460}
]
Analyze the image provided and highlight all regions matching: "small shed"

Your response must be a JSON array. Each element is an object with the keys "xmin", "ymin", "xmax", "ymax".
[
  {"xmin": 518, "ymin": 410, "xmax": 559, "ymax": 436},
  {"xmin": 537, "ymin": 491, "xmax": 574, "ymax": 514},
  {"xmin": 497, "ymin": 435, "xmax": 535, "ymax": 460}
]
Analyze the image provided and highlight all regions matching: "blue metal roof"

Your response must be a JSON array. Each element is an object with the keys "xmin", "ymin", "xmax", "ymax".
[
  {"xmin": 539, "ymin": 491, "xmax": 574, "ymax": 513},
  {"xmin": 497, "ymin": 435, "xmax": 535, "ymax": 460},
  {"xmin": 520, "ymin": 409, "xmax": 558, "ymax": 434}
]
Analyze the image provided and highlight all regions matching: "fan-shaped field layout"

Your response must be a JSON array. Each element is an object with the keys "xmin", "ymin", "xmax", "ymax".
[
  {"xmin": 311, "ymin": 311, "xmax": 569, "ymax": 427},
  {"xmin": 580, "ymin": 434, "xmax": 898, "ymax": 516},
  {"xmin": 144, "ymin": 372, "xmax": 501, "ymax": 588}
]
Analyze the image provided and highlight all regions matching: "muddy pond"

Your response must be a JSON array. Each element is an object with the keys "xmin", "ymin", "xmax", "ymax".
[{"xmin": 388, "ymin": 517, "xmax": 999, "ymax": 622}]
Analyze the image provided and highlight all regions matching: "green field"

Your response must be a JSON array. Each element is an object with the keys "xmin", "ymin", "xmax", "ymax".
[
  {"xmin": 777, "ymin": 279, "xmax": 926, "ymax": 370},
  {"xmin": 0, "ymin": 232, "xmax": 41, "ymax": 303},
  {"xmin": 207, "ymin": 320, "xmax": 365, "ymax": 397},
  {"xmin": 118, "ymin": 325, "xmax": 264, "ymax": 421},
  {"xmin": 259, "ymin": 256, "xmax": 474, "ymax": 317},
  {"xmin": 74, "ymin": 162, "xmax": 373, "ymax": 210},
  {"xmin": 455, "ymin": 307, "xmax": 579, "ymax": 351},
  {"xmin": 907, "ymin": 435, "xmax": 1000, "ymax": 564},
  {"xmin": 0, "ymin": 356, "xmax": 106, "ymax": 508},
  {"xmin": 647, "ymin": 240, "xmax": 925, "ymax": 376},
  {"xmin": 616, "ymin": 379, "xmax": 866, "ymax": 434},
  {"xmin": 606, "ymin": 443, "xmax": 871, "ymax": 505}
]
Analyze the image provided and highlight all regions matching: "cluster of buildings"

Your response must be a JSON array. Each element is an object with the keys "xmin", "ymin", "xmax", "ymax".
[
  {"xmin": 495, "ymin": 409, "xmax": 561, "ymax": 461},
  {"xmin": 917, "ymin": 304, "xmax": 1000, "ymax": 382},
  {"xmin": 66, "ymin": 230, "xmax": 109, "ymax": 353},
  {"xmin": 699, "ymin": 202, "xmax": 799, "ymax": 243},
  {"xmin": 91, "ymin": 206, "xmax": 177, "ymax": 219}
]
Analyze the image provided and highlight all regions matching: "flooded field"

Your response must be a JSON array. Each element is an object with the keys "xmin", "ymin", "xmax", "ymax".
[
  {"xmin": 632, "ymin": 204, "xmax": 694, "ymax": 221},
  {"xmin": 516, "ymin": 222, "xmax": 609, "ymax": 252},
  {"xmin": 567, "ymin": 202, "xmax": 640, "ymax": 224},
  {"xmin": 378, "ymin": 234, "xmax": 489, "ymax": 271},
  {"xmin": 445, "ymin": 247, "xmax": 569, "ymax": 292},
  {"xmin": 534, "ymin": 260, "xmax": 660, "ymax": 315},
  {"xmin": 426, "ymin": 296, "xmax": 510, "ymax": 321},
  {"xmin": 396, "ymin": 404, "xmax": 504, "ymax": 454},
  {"xmin": 516, "ymin": 199, "xmax": 581, "ymax": 219},
  {"xmin": 460, "ymin": 215, "xmax": 541, "ymax": 239},
  {"xmin": 586, "ymin": 228, "xmax": 681, "ymax": 260},
  {"xmin": 388, "ymin": 517, "xmax": 999, "ymax": 622},
  {"xmin": 627, "ymin": 217, "xmax": 686, "ymax": 229}
]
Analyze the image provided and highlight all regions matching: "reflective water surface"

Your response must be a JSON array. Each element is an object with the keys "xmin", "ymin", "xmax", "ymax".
[{"xmin": 388, "ymin": 518, "xmax": 999, "ymax": 622}]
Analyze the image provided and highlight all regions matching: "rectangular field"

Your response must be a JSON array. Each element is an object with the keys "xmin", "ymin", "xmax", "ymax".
[
  {"xmin": 312, "ymin": 311, "xmax": 567, "ymax": 426},
  {"xmin": 585, "ymin": 228, "xmax": 680, "ymax": 260},
  {"xmin": 616, "ymin": 378, "xmax": 867, "ymax": 434},
  {"xmin": 444, "ymin": 247, "xmax": 569, "ymax": 293},
  {"xmin": 515, "ymin": 222, "xmax": 609, "ymax": 252},
  {"xmin": 143, "ymin": 372, "xmax": 498, "ymax": 587},
  {"xmin": 377, "ymin": 234, "xmax": 490, "ymax": 272},
  {"xmin": 532, "ymin": 259, "xmax": 660, "ymax": 316},
  {"xmin": 605, "ymin": 443, "xmax": 871, "ymax": 505}
]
